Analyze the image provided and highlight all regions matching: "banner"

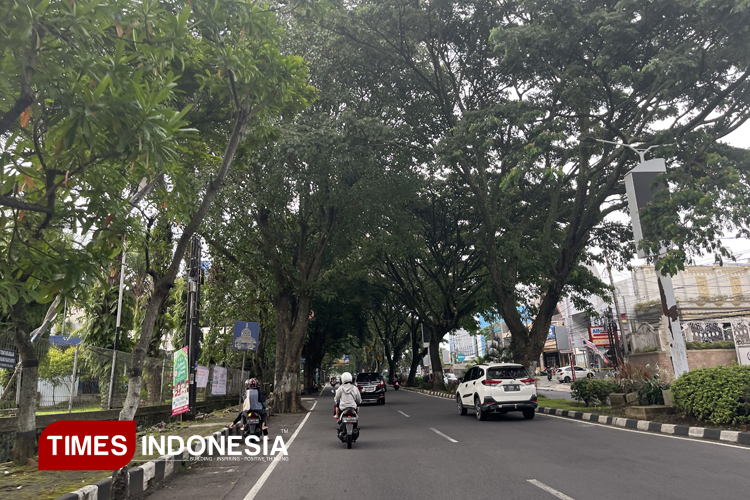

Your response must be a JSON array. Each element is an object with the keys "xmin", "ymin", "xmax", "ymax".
[
  {"xmin": 588, "ymin": 326, "xmax": 609, "ymax": 346},
  {"xmin": 196, "ymin": 365, "xmax": 209, "ymax": 388},
  {"xmin": 172, "ymin": 347, "xmax": 189, "ymax": 416},
  {"xmin": 580, "ymin": 334, "xmax": 611, "ymax": 365},
  {"xmin": 233, "ymin": 321, "xmax": 260, "ymax": 350},
  {"xmin": 212, "ymin": 366, "xmax": 227, "ymax": 396}
]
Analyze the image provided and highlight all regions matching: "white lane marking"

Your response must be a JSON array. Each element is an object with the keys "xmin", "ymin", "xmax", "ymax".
[
  {"xmin": 242, "ymin": 400, "xmax": 318, "ymax": 500},
  {"xmin": 527, "ymin": 479, "xmax": 576, "ymax": 500},
  {"xmin": 429, "ymin": 427, "xmax": 458, "ymax": 443},
  {"xmin": 397, "ymin": 410, "xmax": 410, "ymax": 418},
  {"xmin": 539, "ymin": 413, "xmax": 750, "ymax": 451}
]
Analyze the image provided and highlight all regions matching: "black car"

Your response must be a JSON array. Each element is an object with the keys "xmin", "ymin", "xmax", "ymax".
[{"xmin": 356, "ymin": 372, "xmax": 385, "ymax": 405}]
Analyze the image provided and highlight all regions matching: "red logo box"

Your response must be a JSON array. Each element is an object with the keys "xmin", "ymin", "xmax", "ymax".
[{"xmin": 39, "ymin": 420, "xmax": 136, "ymax": 470}]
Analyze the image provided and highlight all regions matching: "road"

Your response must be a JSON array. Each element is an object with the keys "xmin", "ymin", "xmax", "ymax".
[{"xmin": 145, "ymin": 385, "xmax": 750, "ymax": 500}]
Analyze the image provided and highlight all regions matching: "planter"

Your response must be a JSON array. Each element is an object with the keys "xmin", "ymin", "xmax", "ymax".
[{"xmin": 662, "ymin": 388, "xmax": 673, "ymax": 406}]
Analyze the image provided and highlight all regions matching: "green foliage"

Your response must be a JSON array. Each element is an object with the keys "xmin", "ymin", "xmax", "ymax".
[
  {"xmin": 571, "ymin": 379, "xmax": 621, "ymax": 407},
  {"xmin": 38, "ymin": 346, "xmax": 76, "ymax": 386},
  {"xmin": 685, "ymin": 340, "xmax": 735, "ymax": 350},
  {"xmin": 671, "ymin": 365, "xmax": 750, "ymax": 425}
]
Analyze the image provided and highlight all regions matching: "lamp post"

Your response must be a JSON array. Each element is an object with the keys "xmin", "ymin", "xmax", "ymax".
[{"xmin": 583, "ymin": 137, "xmax": 689, "ymax": 377}]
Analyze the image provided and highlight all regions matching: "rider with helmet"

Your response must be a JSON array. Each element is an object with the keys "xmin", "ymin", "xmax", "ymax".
[
  {"xmin": 230, "ymin": 378, "xmax": 268, "ymax": 436},
  {"xmin": 333, "ymin": 372, "xmax": 361, "ymax": 420}
]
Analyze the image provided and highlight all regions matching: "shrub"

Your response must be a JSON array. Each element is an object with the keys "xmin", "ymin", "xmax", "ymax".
[
  {"xmin": 571, "ymin": 379, "xmax": 622, "ymax": 406},
  {"xmin": 671, "ymin": 365, "xmax": 750, "ymax": 425},
  {"xmin": 685, "ymin": 340, "xmax": 735, "ymax": 350},
  {"xmin": 636, "ymin": 379, "xmax": 669, "ymax": 405}
]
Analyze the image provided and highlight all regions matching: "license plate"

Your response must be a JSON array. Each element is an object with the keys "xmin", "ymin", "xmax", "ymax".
[
  {"xmin": 504, "ymin": 385, "xmax": 520, "ymax": 392},
  {"xmin": 342, "ymin": 417, "xmax": 357, "ymax": 423},
  {"xmin": 248, "ymin": 418, "xmax": 260, "ymax": 424},
  {"xmin": 364, "ymin": 387, "xmax": 374, "ymax": 392}
]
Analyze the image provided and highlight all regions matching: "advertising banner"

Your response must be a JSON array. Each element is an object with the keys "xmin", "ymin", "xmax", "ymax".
[
  {"xmin": 233, "ymin": 321, "xmax": 260, "ymax": 350},
  {"xmin": 212, "ymin": 366, "xmax": 227, "ymax": 396},
  {"xmin": 733, "ymin": 319, "xmax": 750, "ymax": 366},
  {"xmin": 0, "ymin": 347, "xmax": 17, "ymax": 369},
  {"xmin": 172, "ymin": 346, "xmax": 189, "ymax": 416},
  {"xmin": 588, "ymin": 326, "xmax": 609, "ymax": 347},
  {"xmin": 196, "ymin": 365, "xmax": 209, "ymax": 388}
]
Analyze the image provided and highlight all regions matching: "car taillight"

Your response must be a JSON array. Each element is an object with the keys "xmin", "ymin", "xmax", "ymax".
[
  {"xmin": 481, "ymin": 380, "xmax": 503, "ymax": 386},
  {"xmin": 357, "ymin": 386, "xmax": 363, "ymax": 390},
  {"xmin": 520, "ymin": 378, "xmax": 535, "ymax": 384},
  {"xmin": 376, "ymin": 384, "xmax": 384, "ymax": 390}
]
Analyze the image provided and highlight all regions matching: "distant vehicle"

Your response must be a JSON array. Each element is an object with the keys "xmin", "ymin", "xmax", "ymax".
[
  {"xmin": 556, "ymin": 366, "xmax": 594, "ymax": 383},
  {"xmin": 456, "ymin": 363, "xmax": 537, "ymax": 421},
  {"xmin": 356, "ymin": 372, "xmax": 386, "ymax": 405},
  {"xmin": 444, "ymin": 373, "xmax": 458, "ymax": 385}
]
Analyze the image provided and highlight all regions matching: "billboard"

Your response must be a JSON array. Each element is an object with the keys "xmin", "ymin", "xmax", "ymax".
[
  {"xmin": 171, "ymin": 347, "xmax": 189, "ymax": 416},
  {"xmin": 588, "ymin": 326, "xmax": 609, "ymax": 347}
]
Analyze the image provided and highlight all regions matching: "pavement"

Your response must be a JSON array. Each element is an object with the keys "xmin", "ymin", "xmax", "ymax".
[
  {"xmin": 536, "ymin": 377, "xmax": 574, "ymax": 401},
  {"xmin": 143, "ymin": 384, "xmax": 750, "ymax": 500}
]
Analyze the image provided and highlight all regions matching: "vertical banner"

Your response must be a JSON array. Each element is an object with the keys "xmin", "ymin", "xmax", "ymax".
[
  {"xmin": 212, "ymin": 366, "xmax": 227, "ymax": 396},
  {"xmin": 733, "ymin": 320, "xmax": 750, "ymax": 366},
  {"xmin": 196, "ymin": 365, "xmax": 209, "ymax": 388},
  {"xmin": 172, "ymin": 346, "xmax": 189, "ymax": 416}
]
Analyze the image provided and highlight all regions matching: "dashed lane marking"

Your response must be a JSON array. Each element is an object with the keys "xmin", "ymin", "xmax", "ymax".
[
  {"xmin": 429, "ymin": 427, "xmax": 458, "ymax": 443},
  {"xmin": 527, "ymin": 479, "xmax": 576, "ymax": 500},
  {"xmin": 397, "ymin": 410, "xmax": 410, "ymax": 417}
]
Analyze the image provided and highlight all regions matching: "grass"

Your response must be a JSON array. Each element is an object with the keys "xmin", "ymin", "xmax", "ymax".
[{"xmin": 0, "ymin": 405, "xmax": 240, "ymax": 500}]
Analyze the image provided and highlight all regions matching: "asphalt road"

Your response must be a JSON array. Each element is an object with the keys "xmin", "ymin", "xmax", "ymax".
[{"xmin": 145, "ymin": 385, "xmax": 750, "ymax": 500}]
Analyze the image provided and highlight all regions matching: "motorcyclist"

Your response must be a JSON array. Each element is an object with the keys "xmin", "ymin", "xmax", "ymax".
[
  {"xmin": 333, "ymin": 371, "xmax": 361, "ymax": 420},
  {"xmin": 232, "ymin": 378, "xmax": 268, "ymax": 436}
]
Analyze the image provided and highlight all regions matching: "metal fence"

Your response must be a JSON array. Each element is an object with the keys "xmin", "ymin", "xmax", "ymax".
[{"xmin": 0, "ymin": 333, "xmax": 245, "ymax": 416}]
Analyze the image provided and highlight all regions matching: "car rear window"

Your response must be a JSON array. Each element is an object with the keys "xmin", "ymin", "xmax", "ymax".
[
  {"xmin": 486, "ymin": 366, "xmax": 530, "ymax": 380},
  {"xmin": 356, "ymin": 373, "xmax": 380, "ymax": 383}
]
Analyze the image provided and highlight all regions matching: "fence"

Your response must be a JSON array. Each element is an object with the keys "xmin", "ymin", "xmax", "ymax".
[{"xmin": 0, "ymin": 333, "xmax": 245, "ymax": 416}]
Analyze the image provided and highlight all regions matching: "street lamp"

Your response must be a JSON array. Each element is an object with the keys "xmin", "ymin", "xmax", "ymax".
[{"xmin": 582, "ymin": 136, "xmax": 689, "ymax": 377}]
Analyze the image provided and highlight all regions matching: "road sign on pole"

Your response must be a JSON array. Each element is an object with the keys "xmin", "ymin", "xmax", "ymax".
[
  {"xmin": 233, "ymin": 322, "xmax": 260, "ymax": 350},
  {"xmin": 456, "ymin": 353, "xmax": 466, "ymax": 362}
]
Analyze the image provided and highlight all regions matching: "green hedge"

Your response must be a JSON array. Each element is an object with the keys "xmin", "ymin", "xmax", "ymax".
[
  {"xmin": 671, "ymin": 365, "xmax": 750, "ymax": 425},
  {"xmin": 685, "ymin": 340, "xmax": 735, "ymax": 350},
  {"xmin": 571, "ymin": 379, "xmax": 621, "ymax": 406}
]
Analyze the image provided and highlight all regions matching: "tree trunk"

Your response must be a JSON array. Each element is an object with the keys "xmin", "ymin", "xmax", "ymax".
[
  {"xmin": 12, "ymin": 308, "xmax": 37, "ymax": 464},
  {"xmin": 272, "ymin": 293, "xmax": 309, "ymax": 413},
  {"xmin": 428, "ymin": 336, "xmax": 446, "ymax": 391},
  {"xmin": 118, "ymin": 102, "xmax": 251, "ymax": 424}
]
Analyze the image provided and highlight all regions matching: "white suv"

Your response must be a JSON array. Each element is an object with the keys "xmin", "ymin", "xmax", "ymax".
[{"xmin": 456, "ymin": 363, "xmax": 538, "ymax": 421}]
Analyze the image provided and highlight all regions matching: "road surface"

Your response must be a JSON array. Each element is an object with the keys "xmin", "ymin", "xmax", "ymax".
[{"xmin": 144, "ymin": 385, "xmax": 750, "ymax": 500}]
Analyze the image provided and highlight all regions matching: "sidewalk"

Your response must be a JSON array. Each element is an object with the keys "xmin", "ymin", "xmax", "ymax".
[{"xmin": 535, "ymin": 377, "xmax": 572, "ymax": 393}]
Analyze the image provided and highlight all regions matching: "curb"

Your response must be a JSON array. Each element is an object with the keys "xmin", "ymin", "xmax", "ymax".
[
  {"xmin": 536, "ymin": 406, "xmax": 750, "ymax": 446},
  {"xmin": 54, "ymin": 425, "xmax": 242, "ymax": 500},
  {"xmin": 402, "ymin": 387, "xmax": 453, "ymax": 400}
]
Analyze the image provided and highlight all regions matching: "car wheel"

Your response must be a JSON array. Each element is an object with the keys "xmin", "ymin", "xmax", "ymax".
[
  {"xmin": 474, "ymin": 397, "xmax": 487, "ymax": 421},
  {"xmin": 379, "ymin": 398, "xmax": 385, "ymax": 405},
  {"xmin": 564, "ymin": 376, "xmax": 571, "ymax": 383},
  {"xmin": 457, "ymin": 395, "xmax": 467, "ymax": 415},
  {"xmin": 523, "ymin": 409, "xmax": 535, "ymax": 420}
]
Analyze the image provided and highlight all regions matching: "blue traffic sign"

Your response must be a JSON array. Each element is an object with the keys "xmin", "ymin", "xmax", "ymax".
[
  {"xmin": 233, "ymin": 322, "xmax": 260, "ymax": 350},
  {"xmin": 456, "ymin": 353, "xmax": 466, "ymax": 362}
]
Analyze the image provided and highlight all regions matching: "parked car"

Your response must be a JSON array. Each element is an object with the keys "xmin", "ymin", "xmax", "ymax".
[
  {"xmin": 356, "ymin": 372, "xmax": 386, "ymax": 405},
  {"xmin": 456, "ymin": 363, "xmax": 537, "ymax": 421},
  {"xmin": 556, "ymin": 366, "xmax": 594, "ymax": 383},
  {"xmin": 444, "ymin": 373, "xmax": 458, "ymax": 385}
]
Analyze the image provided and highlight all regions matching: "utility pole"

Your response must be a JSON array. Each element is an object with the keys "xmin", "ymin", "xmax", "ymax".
[
  {"xmin": 184, "ymin": 234, "xmax": 203, "ymax": 418},
  {"xmin": 605, "ymin": 256, "xmax": 627, "ymax": 358}
]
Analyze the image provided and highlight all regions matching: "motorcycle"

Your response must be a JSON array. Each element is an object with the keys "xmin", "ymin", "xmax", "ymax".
[
  {"xmin": 242, "ymin": 411, "xmax": 263, "ymax": 440},
  {"xmin": 337, "ymin": 408, "xmax": 359, "ymax": 449},
  {"xmin": 393, "ymin": 380, "xmax": 400, "ymax": 390}
]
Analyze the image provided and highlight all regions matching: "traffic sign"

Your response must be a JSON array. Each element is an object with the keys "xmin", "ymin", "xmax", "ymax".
[
  {"xmin": 456, "ymin": 353, "xmax": 465, "ymax": 362},
  {"xmin": 367, "ymin": 345, "xmax": 373, "ymax": 351},
  {"xmin": 309, "ymin": 309, "xmax": 316, "ymax": 320},
  {"xmin": 376, "ymin": 355, "xmax": 382, "ymax": 361}
]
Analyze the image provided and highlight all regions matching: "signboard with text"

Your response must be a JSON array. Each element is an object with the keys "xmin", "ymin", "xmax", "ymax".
[
  {"xmin": 212, "ymin": 366, "xmax": 227, "ymax": 396},
  {"xmin": 0, "ymin": 348, "xmax": 17, "ymax": 369},
  {"xmin": 171, "ymin": 347, "xmax": 189, "ymax": 416},
  {"xmin": 588, "ymin": 326, "xmax": 610, "ymax": 347},
  {"xmin": 196, "ymin": 365, "xmax": 209, "ymax": 388}
]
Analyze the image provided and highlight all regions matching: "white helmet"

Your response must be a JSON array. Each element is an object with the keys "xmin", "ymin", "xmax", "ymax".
[{"xmin": 341, "ymin": 372, "xmax": 353, "ymax": 384}]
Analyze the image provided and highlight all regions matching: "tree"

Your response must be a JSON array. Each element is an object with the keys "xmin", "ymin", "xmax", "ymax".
[
  {"xmin": 1, "ymin": 0, "xmax": 193, "ymax": 463},
  {"xmin": 376, "ymin": 180, "xmax": 487, "ymax": 391},
  {"xmin": 38, "ymin": 346, "xmax": 76, "ymax": 406},
  {"xmin": 116, "ymin": 0, "xmax": 314, "ymax": 422},
  {"xmin": 324, "ymin": 0, "xmax": 750, "ymax": 368}
]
